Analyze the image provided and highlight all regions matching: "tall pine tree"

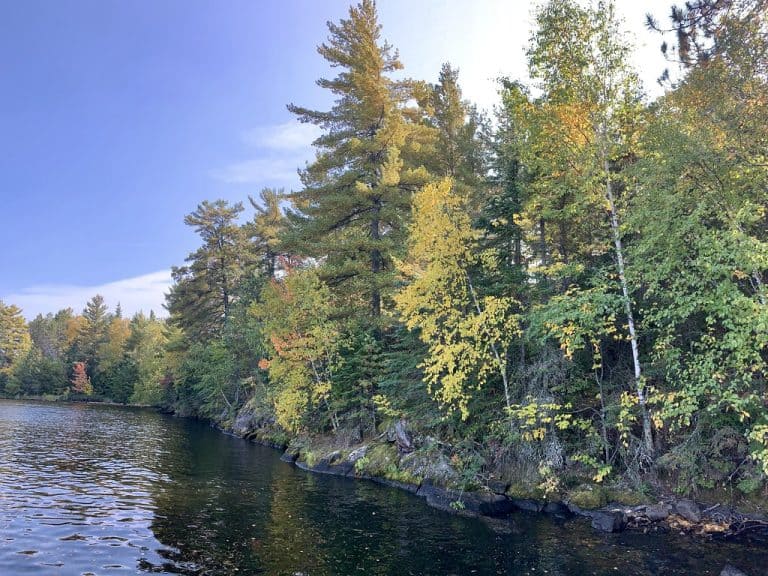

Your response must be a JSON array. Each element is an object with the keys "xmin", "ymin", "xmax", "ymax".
[
  {"xmin": 286, "ymin": 0, "xmax": 429, "ymax": 320},
  {"xmin": 167, "ymin": 200, "xmax": 247, "ymax": 341}
]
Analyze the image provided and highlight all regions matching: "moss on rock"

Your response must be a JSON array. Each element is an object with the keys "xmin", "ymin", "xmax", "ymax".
[
  {"xmin": 567, "ymin": 484, "xmax": 608, "ymax": 509},
  {"xmin": 506, "ymin": 482, "xmax": 547, "ymax": 501}
]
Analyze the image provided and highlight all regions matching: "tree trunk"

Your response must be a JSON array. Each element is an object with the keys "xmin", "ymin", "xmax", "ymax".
[
  {"xmin": 603, "ymin": 153, "xmax": 654, "ymax": 456},
  {"xmin": 539, "ymin": 217, "xmax": 547, "ymax": 266},
  {"xmin": 466, "ymin": 274, "xmax": 512, "ymax": 416},
  {"xmin": 220, "ymin": 255, "xmax": 230, "ymax": 326},
  {"xmin": 370, "ymin": 199, "xmax": 382, "ymax": 317}
]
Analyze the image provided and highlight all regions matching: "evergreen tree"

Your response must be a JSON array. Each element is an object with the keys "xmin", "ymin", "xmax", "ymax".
[
  {"xmin": 0, "ymin": 301, "xmax": 31, "ymax": 392},
  {"xmin": 128, "ymin": 312, "xmax": 171, "ymax": 405},
  {"xmin": 28, "ymin": 309, "xmax": 73, "ymax": 361},
  {"xmin": 77, "ymin": 295, "xmax": 109, "ymax": 363},
  {"xmin": 11, "ymin": 348, "xmax": 67, "ymax": 396},
  {"xmin": 246, "ymin": 188, "xmax": 287, "ymax": 279},
  {"xmin": 423, "ymin": 63, "xmax": 487, "ymax": 196},
  {"xmin": 286, "ymin": 0, "xmax": 430, "ymax": 319},
  {"xmin": 166, "ymin": 200, "xmax": 247, "ymax": 341}
]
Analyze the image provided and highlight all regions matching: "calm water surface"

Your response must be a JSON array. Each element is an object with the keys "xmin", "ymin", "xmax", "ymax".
[{"xmin": 1, "ymin": 399, "xmax": 767, "ymax": 575}]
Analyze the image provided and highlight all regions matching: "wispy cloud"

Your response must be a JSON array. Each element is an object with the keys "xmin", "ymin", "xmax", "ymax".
[
  {"xmin": 211, "ymin": 120, "xmax": 317, "ymax": 186},
  {"xmin": 243, "ymin": 120, "xmax": 321, "ymax": 150},
  {"xmin": 210, "ymin": 157, "xmax": 302, "ymax": 185},
  {"xmin": 3, "ymin": 270, "xmax": 172, "ymax": 320}
]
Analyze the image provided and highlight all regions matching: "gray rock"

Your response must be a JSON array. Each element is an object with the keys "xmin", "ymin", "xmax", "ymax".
[
  {"xmin": 543, "ymin": 501, "xmax": 570, "ymax": 516},
  {"xmin": 347, "ymin": 445, "xmax": 368, "ymax": 463},
  {"xmin": 280, "ymin": 450, "xmax": 298, "ymax": 463},
  {"xmin": 487, "ymin": 480, "xmax": 510, "ymax": 495},
  {"xmin": 591, "ymin": 510, "xmax": 626, "ymax": 533},
  {"xmin": 231, "ymin": 408, "xmax": 258, "ymax": 437},
  {"xmin": 370, "ymin": 476, "xmax": 420, "ymax": 493},
  {"xmin": 675, "ymin": 499, "xmax": 701, "ymax": 523},
  {"xmin": 566, "ymin": 501, "xmax": 585, "ymax": 516},
  {"xmin": 645, "ymin": 503, "xmax": 672, "ymax": 522},
  {"xmin": 416, "ymin": 480, "xmax": 512, "ymax": 516},
  {"xmin": 394, "ymin": 419, "xmax": 414, "ymax": 453},
  {"xmin": 231, "ymin": 404, "xmax": 277, "ymax": 440},
  {"xmin": 417, "ymin": 480, "xmax": 465, "ymax": 513},
  {"xmin": 401, "ymin": 450, "xmax": 458, "ymax": 486},
  {"xmin": 477, "ymin": 493, "xmax": 515, "ymax": 517},
  {"xmin": 511, "ymin": 498, "xmax": 543, "ymax": 513},
  {"xmin": 720, "ymin": 564, "xmax": 749, "ymax": 576}
]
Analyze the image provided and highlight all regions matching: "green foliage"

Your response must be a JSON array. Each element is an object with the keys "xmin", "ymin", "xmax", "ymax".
[
  {"xmin": 246, "ymin": 188, "xmax": 288, "ymax": 279},
  {"xmin": 0, "ymin": 300, "xmax": 32, "ymax": 388},
  {"xmin": 252, "ymin": 268, "xmax": 340, "ymax": 432},
  {"xmin": 395, "ymin": 178, "xmax": 521, "ymax": 420},
  {"xmin": 5, "ymin": 0, "xmax": 768, "ymax": 501},
  {"xmin": 175, "ymin": 340, "xmax": 238, "ymax": 419},
  {"xmin": 286, "ymin": 0, "xmax": 431, "ymax": 319},
  {"xmin": 568, "ymin": 484, "xmax": 608, "ymax": 510},
  {"xmin": 129, "ymin": 313, "xmax": 171, "ymax": 406},
  {"xmin": 167, "ymin": 200, "xmax": 249, "ymax": 341},
  {"xmin": 99, "ymin": 357, "xmax": 138, "ymax": 404},
  {"xmin": 11, "ymin": 348, "xmax": 67, "ymax": 397}
]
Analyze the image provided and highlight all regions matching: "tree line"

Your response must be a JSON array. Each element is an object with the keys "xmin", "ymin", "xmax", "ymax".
[
  {"xmin": 2, "ymin": 0, "xmax": 767, "ymax": 497},
  {"xmin": 0, "ymin": 296, "xmax": 169, "ymax": 404}
]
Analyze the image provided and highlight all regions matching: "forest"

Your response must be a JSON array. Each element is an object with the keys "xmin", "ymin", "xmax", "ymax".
[{"xmin": 2, "ymin": 0, "xmax": 767, "ymax": 506}]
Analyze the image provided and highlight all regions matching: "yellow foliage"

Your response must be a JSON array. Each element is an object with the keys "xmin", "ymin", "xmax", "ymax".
[{"xmin": 395, "ymin": 179, "xmax": 520, "ymax": 419}]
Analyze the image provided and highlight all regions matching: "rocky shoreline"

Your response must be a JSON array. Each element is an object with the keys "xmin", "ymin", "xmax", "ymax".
[
  {"xmin": 280, "ymin": 440, "xmax": 768, "ymax": 540},
  {"xmin": 222, "ymin": 407, "xmax": 768, "ymax": 555}
]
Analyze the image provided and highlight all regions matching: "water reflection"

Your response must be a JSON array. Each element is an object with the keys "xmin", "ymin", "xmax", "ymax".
[{"xmin": 2, "ymin": 400, "xmax": 768, "ymax": 576}]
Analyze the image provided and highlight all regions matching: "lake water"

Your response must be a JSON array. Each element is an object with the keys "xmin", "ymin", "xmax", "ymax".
[{"xmin": 1, "ymin": 399, "xmax": 766, "ymax": 575}]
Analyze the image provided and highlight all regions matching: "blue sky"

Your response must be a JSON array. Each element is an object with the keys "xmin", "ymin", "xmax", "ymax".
[{"xmin": 1, "ymin": 0, "xmax": 673, "ymax": 318}]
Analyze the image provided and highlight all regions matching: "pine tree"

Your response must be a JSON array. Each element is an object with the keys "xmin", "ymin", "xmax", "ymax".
[
  {"xmin": 166, "ymin": 199, "xmax": 247, "ymax": 341},
  {"xmin": 286, "ymin": 0, "xmax": 429, "ymax": 320},
  {"xmin": 0, "ymin": 301, "xmax": 31, "ymax": 390},
  {"xmin": 28, "ymin": 309, "xmax": 73, "ymax": 361},
  {"xmin": 424, "ymin": 63, "xmax": 487, "ymax": 196},
  {"xmin": 246, "ymin": 188, "xmax": 287, "ymax": 279},
  {"xmin": 71, "ymin": 294, "xmax": 110, "ymax": 379}
]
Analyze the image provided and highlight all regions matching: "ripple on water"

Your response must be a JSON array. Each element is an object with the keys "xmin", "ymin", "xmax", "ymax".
[
  {"xmin": 3, "ymin": 399, "xmax": 768, "ymax": 576},
  {"xmin": 0, "ymin": 401, "xmax": 176, "ymax": 575}
]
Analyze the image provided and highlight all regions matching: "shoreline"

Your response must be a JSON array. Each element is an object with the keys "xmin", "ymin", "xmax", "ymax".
[
  {"xmin": 6, "ymin": 396, "xmax": 767, "ymax": 545},
  {"xmin": 220, "ymin": 410, "xmax": 768, "ymax": 545}
]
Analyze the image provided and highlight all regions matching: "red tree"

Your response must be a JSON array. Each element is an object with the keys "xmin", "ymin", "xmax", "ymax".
[{"xmin": 70, "ymin": 362, "xmax": 93, "ymax": 396}]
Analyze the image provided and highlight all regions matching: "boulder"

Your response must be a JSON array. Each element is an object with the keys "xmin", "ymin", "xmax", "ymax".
[
  {"xmin": 325, "ymin": 450, "xmax": 342, "ymax": 464},
  {"xmin": 416, "ymin": 481, "xmax": 513, "ymax": 517},
  {"xmin": 675, "ymin": 499, "xmax": 701, "ymax": 523},
  {"xmin": 231, "ymin": 406, "xmax": 259, "ymax": 437},
  {"xmin": 347, "ymin": 445, "xmax": 368, "ymax": 464},
  {"xmin": 394, "ymin": 419, "xmax": 414, "ymax": 453},
  {"xmin": 370, "ymin": 476, "xmax": 420, "ymax": 493},
  {"xmin": 543, "ymin": 501, "xmax": 571, "ymax": 516},
  {"xmin": 591, "ymin": 510, "xmax": 626, "ymax": 533},
  {"xmin": 487, "ymin": 480, "xmax": 510, "ymax": 495},
  {"xmin": 511, "ymin": 498, "xmax": 543, "ymax": 513},
  {"xmin": 311, "ymin": 458, "xmax": 353, "ymax": 477},
  {"xmin": 477, "ymin": 493, "xmax": 515, "ymax": 517},
  {"xmin": 645, "ymin": 503, "xmax": 672, "ymax": 522},
  {"xmin": 401, "ymin": 450, "xmax": 459, "ymax": 486},
  {"xmin": 280, "ymin": 450, "xmax": 298, "ymax": 463},
  {"xmin": 417, "ymin": 480, "xmax": 464, "ymax": 513}
]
